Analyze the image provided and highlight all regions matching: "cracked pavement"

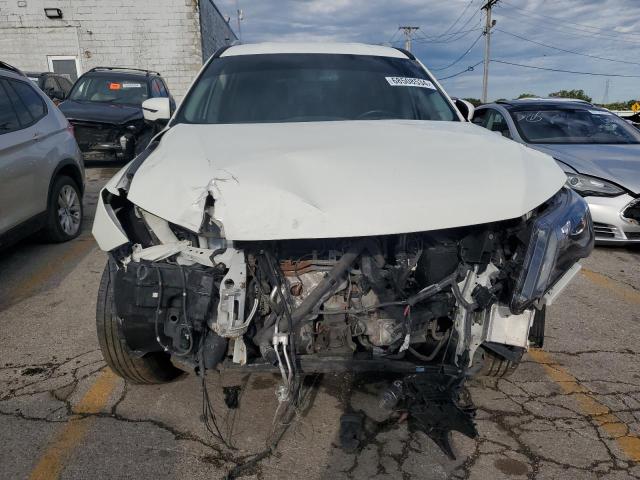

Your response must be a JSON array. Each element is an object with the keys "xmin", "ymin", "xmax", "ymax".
[{"xmin": 1, "ymin": 165, "xmax": 639, "ymax": 479}]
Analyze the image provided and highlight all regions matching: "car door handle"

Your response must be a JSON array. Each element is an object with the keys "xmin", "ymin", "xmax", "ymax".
[{"xmin": 33, "ymin": 131, "xmax": 44, "ymax": 140}]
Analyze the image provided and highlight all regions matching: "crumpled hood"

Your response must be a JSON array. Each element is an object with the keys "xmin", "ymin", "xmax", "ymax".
[
  {"xmin": 127, "ymin": 120, "xmax": 566, "ymax": 240},
  {"xmin": 59, "ymin": 100, "xmax": 142, "ymax": 125},
  {"xmin": 531, "ymin": 143, "xmax": 640, "ymax": 195}
]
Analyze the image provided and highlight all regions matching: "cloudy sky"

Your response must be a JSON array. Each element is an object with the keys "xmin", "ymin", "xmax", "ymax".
[{"xmin": 215, "ymin": 0, "xmax": 640, "ymax": 102}]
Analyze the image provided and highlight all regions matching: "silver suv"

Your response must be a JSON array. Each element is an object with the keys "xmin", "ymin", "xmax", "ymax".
[{"xmin": 0, "ymin": 61, "xmax": 85, "ymax": 247}]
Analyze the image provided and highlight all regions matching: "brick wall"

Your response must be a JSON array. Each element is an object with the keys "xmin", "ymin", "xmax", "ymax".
[
  {"xmin": 199, "ymin": 0, "xmax": 236, "ymax": 60},
  {"xmin": 0, "ymin": 0, "xmax": 233, "ymax": 99}
]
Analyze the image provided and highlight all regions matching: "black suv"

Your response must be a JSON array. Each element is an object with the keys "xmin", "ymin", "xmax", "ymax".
[
  {"xmin": 58, "ymin": 67, "xmax": 175, "ymax": 161},
  {"xmin": 25, "ymin": 72, "xmax": 74, "ymax": 104}
]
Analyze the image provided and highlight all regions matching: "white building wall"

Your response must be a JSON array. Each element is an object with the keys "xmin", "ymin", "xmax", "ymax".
[{"xmin": 0, "ymin": 0, "xmax": 206, "ymax": 99}]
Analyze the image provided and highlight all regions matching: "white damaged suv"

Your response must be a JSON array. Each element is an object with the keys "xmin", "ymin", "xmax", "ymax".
[{"xmin": 92, "ymin": 43, "xmax": 593, "ymax": 455}]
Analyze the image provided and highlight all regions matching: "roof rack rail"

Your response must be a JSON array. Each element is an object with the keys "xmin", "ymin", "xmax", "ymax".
[
  {"xmin": 0, "ymin": 61, "xmax": 25, "ymax": 76},
  {"xmin": 87, "ymin": 66, "xmax": 161, "ymax": 76},
  {"xmin": 513, "ymin": 97, "xmax": 592, "ymax": 104}
]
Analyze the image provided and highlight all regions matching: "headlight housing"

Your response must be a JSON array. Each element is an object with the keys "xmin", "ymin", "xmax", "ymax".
[
  {"xmin": 511, "ymin": 188, "xmax": 594, "ymax": 313},
  {"xmin": 565, "ymin": 173, "xmax": 624, "ymax": 197}
]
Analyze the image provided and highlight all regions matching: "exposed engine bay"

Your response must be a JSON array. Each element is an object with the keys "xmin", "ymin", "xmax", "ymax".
[{"xmin": 101, "ymin": 183, "xmax": 593, "ymax": 458}]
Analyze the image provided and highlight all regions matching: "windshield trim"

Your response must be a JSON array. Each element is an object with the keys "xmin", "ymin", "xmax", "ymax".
[{"xmin": 172, "ymin": 53, "xmax": 460, "ymax": 127}]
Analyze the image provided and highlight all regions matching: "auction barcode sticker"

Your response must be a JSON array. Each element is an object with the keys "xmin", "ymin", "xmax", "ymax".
[{"xmin": 385, "ymin": 77, "xmax": 436, "ymax": 89}]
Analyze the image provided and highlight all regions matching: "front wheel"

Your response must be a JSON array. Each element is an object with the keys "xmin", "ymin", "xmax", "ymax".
[{"xmin": 96, "ymin": 260, "xmax": 183, "ymax": 384}]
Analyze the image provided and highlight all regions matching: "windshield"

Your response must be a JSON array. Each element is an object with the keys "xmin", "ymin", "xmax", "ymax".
[
  {"xmin": 510, "ymin": 108, "xmax": 640, "ymax": 144},
  {"xmin": 68, "ymin": 76, "xmax": 149, "ymax": 105},
  {"xmin": 177, "ymin": 53, "xmax": 458, "ymax": 124}
]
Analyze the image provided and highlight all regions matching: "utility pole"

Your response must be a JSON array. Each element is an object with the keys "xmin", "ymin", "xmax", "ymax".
[
  {"xmin": 236, "ymin": 0, "xmax": 243, "ymax": 42},
  {"xmin": 481, "ymin": 0, "xmax": 499, "ymax": 103},
  {"xmin": 602, "ymin": 78, "xmax": 611, "ymax": 104},
  {"xmin": 399, "ymin": 26, "xmax": 420, "ymax": 52}
]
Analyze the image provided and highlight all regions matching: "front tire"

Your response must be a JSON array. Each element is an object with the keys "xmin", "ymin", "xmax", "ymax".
[{"xmin": 96, "ymin": 260, "xmax": 183, "ymax": 384}]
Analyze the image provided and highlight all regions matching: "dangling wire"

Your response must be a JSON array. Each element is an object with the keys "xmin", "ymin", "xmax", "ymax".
[{"xmin": 198, "ymin": 334, "xmax": 236, "ymax": 450}]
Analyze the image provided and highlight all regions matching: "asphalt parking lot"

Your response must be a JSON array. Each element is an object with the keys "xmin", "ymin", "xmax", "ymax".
[{"xmin": 1, "ymin": 164, "xmax": 639, "ymax": 480}]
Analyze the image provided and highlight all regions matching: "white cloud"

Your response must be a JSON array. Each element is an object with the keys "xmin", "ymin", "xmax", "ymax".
[{"xmin": 215, "ymin": 0, "xmax": 640, "ymax": 101}]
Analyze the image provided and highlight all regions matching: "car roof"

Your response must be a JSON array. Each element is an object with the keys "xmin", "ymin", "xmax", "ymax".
[
  {"xmin": 0, "ymin": 61, "xmax": 27, "ymax": 79},
  {"xmin": 24, "ymin": 71, "xmax": 66, "ymax": 77},
  {"xmin": 81, "ymin": 71, "xmax": 155, "ymax": 81},
  {"xmin": 490, "ymin": 98, "xmax": 597, "ymax": 110},
  {"xmin": 82, "ymin": 67, "xmax": 161, "ymax": 79},
  {"xmin": 221, "ymin": 42, "xmax": 410, "ymax": 59}
]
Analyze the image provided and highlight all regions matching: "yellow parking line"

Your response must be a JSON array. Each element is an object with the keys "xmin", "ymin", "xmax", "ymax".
[
  {"xmin": 529, "ymin": 348, "xmax": 640, "ymax": 461},
  {"xmin": 28, "ymin": 369, "xmax": 119, "ymax": 480},
  {"xmin": 581, "ymin": 268, "xmax": 640, "ymax": 305}
]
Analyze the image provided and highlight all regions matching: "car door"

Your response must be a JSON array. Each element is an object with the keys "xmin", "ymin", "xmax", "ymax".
[
  {"xmin": 483, "ymin": 108, "xmax": 513, "ymax": 139},
  {"xmin": 0, "ymin": 77, "xmax": 49, "ymax": 233},
  {"xmin": 0, "ymin": 79, "xmax": 29, "ymax": 234}
]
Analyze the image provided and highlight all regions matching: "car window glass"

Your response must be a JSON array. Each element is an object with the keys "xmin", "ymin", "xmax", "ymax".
[
  {"xmin": 4, "ymin": 80, "xmax": 35, "ymax": 126},
  {"xmin": 44, "ymin": 76, "xmax": 58, "ymax": 92},
  {"xmin": 158, "ymin": 79, "xmax": 168, "ymax": 97},
  {"xmin": 472, "ymin": 109, "xmax": 487, "ymax": 127},
  {"xmin": 510, "ymin": 108, "xmax": 640, "ymax": 144},
  {"xmin": 179, "ymin": 54, "xmax": 458, "ymax": 124},
  {"xmin": 8, "ymin": 79, "xmax": 47, "ymax": 123},
  {"xmin": 59, "ymin": 77, "xmax": 73, "ymax": 94},
  {"xmin": 0, "ymin": 80, "xmax": 22, "ymax": 134},
  {"xmin": 151, "ymin": 79, "xmax": 162, "ymax": 97},
  {"xmin": 486, "ymin": 110, "xmax": 511, "ymax": 138},
  {"xmin": 68, "ymin": 76, "xmax": 149, "ymax": 105}
]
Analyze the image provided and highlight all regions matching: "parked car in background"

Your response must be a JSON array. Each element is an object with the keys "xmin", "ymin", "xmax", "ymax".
[
  {"xmin": 0, "ymin": 61, "xmax": 84, "ymax": 248},
  {"xmin": 58, "ymin": 67, "xmax": 175, "ymax": 161},
  {"xmin": 25, "ymin": 71, "xmax": 74, "ymax": 104},
  {"xmin": 91, "ymin": 43, "xmax": 593, "ymax": 457},
  {"xmin": 474, "ymin": 98, "xmax": 640, "ymax": 244}
]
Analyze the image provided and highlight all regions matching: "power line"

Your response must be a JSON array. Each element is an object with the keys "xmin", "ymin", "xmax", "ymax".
[
  {"xmin": 387, "ymin": 28, "xmax": 401, "ymax": 45},
  {"xmin": 500, "ymin": 0, "xmax": 640, "ymax": 39},
  {"xmin": 430, "ymin": 32, "xmax": 484, "ymax": 71},
  {"xmin": 497, "ymin": 5, "xmax": 640, "ymax": 45},
  {"xmin": 491, "ymin": 59, "xmax": 640, "ymax": 78},
  {"xmin": 438, "ymin": 0, "xmax": 476, "ymax": 37},
  {"xmin": 437, "ymin": 60, "xmax": 484, "ymax": 80},
  {"xmin": 415, "ymin": 6, "xmax": 482, "ymax": 44},
  {"xmin": 495, "ymin": 28, "xmax": 640, "ymax": 66},
  {"xmin": 410, "ymin": 27, "xmax": 482, "ymax": 45}
]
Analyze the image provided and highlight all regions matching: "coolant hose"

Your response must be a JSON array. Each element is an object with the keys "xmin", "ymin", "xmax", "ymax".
[{"xmin": 290, "ymin": 240, "xmax": 367, "ymax": 327}]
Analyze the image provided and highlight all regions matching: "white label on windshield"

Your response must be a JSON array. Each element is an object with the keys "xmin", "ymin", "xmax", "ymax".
[
  {"xmin": 588, "ymin": 110, "xmax": 611, "ymax": 115},
  {"xmin": 385, "ymin": 77, "xmax": 435, "ymax": 89},
  {"xmin": 122, "ymin": 82, "xmax": 142, "ymax": 88}
]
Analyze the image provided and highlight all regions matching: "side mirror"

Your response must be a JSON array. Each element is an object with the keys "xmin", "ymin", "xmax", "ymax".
[
  {"xmin": 142, "ymin": 97, "xmax": 171, "ymax": 126},
  {"xmin": 454, "ymin": 98, "xmax": 475, "ymax": 122},
  {"xmin": 54, "ymin": 89, "xmax": 66, "ymax": 100}
]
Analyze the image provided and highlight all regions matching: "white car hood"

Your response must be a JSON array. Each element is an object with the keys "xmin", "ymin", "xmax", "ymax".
[{"xmin": 127, "ymin": 120, "xmax": 566, "ymax": 240}]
